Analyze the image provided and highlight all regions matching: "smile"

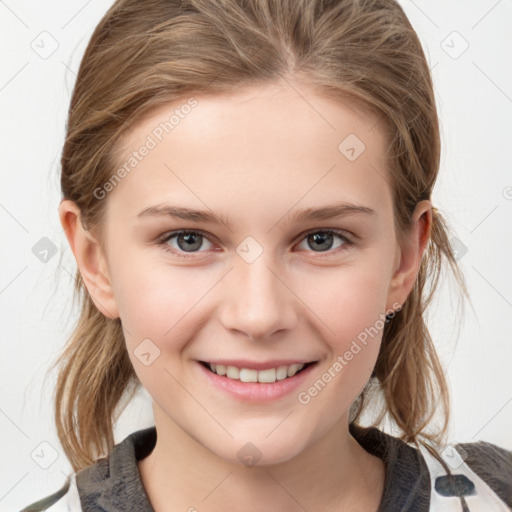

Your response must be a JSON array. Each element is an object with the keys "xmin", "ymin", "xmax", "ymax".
[{"xmin": 200, "ymin": 361, "xmax": 317, "ymax": 383}]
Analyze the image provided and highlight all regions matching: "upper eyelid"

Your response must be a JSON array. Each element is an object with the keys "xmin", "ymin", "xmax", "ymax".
[{"xmin": 159, "ymin": 228, "xmax": 217, "ymax": 244}]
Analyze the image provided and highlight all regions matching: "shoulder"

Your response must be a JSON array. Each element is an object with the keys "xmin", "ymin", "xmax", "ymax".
[
  {"xmin": 19, "ymin": 427, "xmax": 156, "ymax": 512},
  {"xmin": 349, "ymin": 423, "xmax": 432, "ymax": 510},
  {"xmin": 19, "ymin": 473, "xmax": 82, "ymax": 511},
  {"xmin": 419, "ymin": 438, "xmax": 512, "ymax": 510},
  {"xmin": 350, "ymin": 423, "xmax": 512, "ymax": 511},
  {"xmin": 457, "ymin": 439, "xmax": 512, "ymax": 507}
]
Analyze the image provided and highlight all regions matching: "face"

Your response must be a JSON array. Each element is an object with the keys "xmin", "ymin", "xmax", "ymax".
[{"xmin": 87, "ymin": 80, "xmax": 408, "ymax": 465}]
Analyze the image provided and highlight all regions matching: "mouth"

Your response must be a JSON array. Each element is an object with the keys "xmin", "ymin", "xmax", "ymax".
[{"xmin": 198, "ymin": 360, "xmax": 318, "ymax": 383}]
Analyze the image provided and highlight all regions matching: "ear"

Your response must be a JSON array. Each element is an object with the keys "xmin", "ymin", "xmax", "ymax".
[
  {"xmin": 386, "ymin": 200, "xmax": 432, "ymax": 310},
  {"xmin": 58, "ymin": 199, "xmax": 119, "ymax": 319}
]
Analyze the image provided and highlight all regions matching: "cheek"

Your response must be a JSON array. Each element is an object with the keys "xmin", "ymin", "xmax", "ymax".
[
  {"xmin": 292, "ymin": 258, "xmax": 391, "ymax": 405},
  {"xmin": 109, "ymin": 252, "xmax": 223, "ymax": 389},
  {"xmin": 110, "ymin": 247, "xmax": 206, "ymax": 334},
  {"xmin": 297, "ymin": 256, "xmax": 391, "ymax": 341},
  {"xmin": 111, "ymin": 260, "xmax": 213, "ymax": 405}
]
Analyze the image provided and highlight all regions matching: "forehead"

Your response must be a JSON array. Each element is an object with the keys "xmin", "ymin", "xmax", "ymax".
[{"xmin": 106, "ymin": 80, "xmax": 393, "ymax": 223}]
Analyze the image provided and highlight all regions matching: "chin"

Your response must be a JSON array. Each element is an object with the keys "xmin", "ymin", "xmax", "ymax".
[{"xmin": 209, "ymin": 434, "xmax": 307, "ymax": 468}]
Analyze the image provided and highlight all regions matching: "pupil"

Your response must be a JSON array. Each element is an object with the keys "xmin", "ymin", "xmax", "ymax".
[
  {"xmin": 308, "ymin": 232, "xmax": 332, "ymax": 251},
  {"xmin": 178, "ymin": 233, "xmax": 202, "ymax": 252}
]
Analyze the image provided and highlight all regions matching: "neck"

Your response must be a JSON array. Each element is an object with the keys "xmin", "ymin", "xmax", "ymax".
[{"xmin": 138, "ymin": 405, "xmax": 385, "ymax": 512}]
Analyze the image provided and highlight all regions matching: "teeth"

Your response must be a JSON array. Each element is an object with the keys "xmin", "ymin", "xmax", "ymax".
[
  {"xmin": 257, "ymin": 368, "xmax": 276, "ymax": 383},
  {"xmin": 276, "ymin": 366, "xmax": 288, "ymax": 380},
  {"xmin": 207, "ymin": 362, "xmax": 306, "ymax": 383},
  {"xmin": 287, "ymin": 363, "xmax": 302, "ymax": 377}
]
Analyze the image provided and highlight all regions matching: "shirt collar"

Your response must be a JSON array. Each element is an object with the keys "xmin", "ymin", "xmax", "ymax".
[{"xmin": 76, "ymin": 424, "xmax": 430, "ymax": 512}]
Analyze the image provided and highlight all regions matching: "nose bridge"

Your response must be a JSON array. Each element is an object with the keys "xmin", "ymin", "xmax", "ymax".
[{"xmin": 220, "ymin": 245, "xmax": 297, "ymax": 339}]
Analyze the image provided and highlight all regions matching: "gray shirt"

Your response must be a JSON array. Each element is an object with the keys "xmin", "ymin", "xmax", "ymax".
[{"xmin": 21, "ymin": 425, "xmax": 512, "ymax": 511}]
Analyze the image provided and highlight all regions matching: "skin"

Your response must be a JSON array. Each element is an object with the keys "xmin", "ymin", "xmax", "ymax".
[{"xmin": 59, "ymin": 77, "xmax": 431, "ymax": 512}]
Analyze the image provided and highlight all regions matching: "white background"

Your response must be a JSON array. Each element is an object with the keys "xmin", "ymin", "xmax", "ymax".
[{"xmin": 1, "ymin": 1, "xmax": 511, "ymax": 510}]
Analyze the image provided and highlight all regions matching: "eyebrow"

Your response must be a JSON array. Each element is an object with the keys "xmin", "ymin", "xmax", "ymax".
[{"xmin": 137, "ymin": 202, "xmax": 376, "ymax": 229}]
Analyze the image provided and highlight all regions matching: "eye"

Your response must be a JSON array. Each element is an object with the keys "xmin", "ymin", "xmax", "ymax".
[
  {"xmin": 157, "ymin": 230, "xmax": 214, "ymax": 259},
  {"xmin": 295, "ymin": 229, "xmax": 352, "ymax": 255},
  {"xmin": 156, "ymin": 228, "xmax": 353, "ymax": 260}
]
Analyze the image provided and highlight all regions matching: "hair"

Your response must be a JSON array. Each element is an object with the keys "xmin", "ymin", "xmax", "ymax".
[{"xmin": 49, "ymin": 0, "xmax": 467, "ymax": 472}]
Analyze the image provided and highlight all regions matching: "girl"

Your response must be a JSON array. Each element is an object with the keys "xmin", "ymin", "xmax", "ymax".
[{"xmin": 22, "ymin": 0, "xmax": 512, "ymax": 511}]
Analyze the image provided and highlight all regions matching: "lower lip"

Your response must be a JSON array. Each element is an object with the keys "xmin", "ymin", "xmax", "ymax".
[{"xmin": 196, "ymin": 361, "xmax": 318, "ymax": 403}]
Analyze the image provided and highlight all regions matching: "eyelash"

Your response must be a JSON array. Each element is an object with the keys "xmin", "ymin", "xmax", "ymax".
[{"xmin": 155, "ymin": 228, "xmax": 354, "ymax": 260}]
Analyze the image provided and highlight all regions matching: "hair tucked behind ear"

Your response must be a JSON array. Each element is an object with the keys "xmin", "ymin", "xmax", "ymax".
[{"xmin": 52, "ymin": 0, "xmax": 467, "ymax": 471}]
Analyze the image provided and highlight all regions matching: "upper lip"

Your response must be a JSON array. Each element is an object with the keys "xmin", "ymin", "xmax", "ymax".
[{"xmin": 199, "ymin": 359, "xmax": 318, "ymax": 371}]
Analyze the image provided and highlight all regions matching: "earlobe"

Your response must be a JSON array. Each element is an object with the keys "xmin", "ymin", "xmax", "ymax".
[
  {"xmin": 58, "ymin": 199, "xmax": 120, "ymax": 319},
  {"xmin": 387, "ymin": 200, "xmax": 432, "ymax": 309}
]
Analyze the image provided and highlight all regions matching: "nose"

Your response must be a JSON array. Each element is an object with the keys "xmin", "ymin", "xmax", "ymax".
[{"xmin": 218, "ymin": 252, "xmax": 298, "ymax": 340}]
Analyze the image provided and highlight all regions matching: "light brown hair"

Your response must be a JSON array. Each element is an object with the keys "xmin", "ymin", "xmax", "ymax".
[{"xmin": 50, "ymin": 0, "xmax": 466, "ymax": 472}]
